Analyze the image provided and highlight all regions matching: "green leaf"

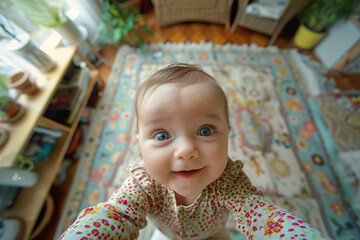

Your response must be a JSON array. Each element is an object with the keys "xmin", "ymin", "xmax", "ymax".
[
  {"xmin": 0, "ymin": 74, "xmax": 10, "ymax": 98},
  {"xmin": 141, "ymin": 25, "xmax": 153, "ymax": 35},
  {"xmin": 300, "ymin": 0, "xmax": 360, "ymax": 31},
  {"xmin": 10, "ymin": 0, "xmax": 65, "ymax": 28},
  {"xmin": 113, "ymin": 28, "xmax": 123, "ymax": 45},
  {"xmin": 0, "ymin": 110, "xmax": 8, "ymax": 117},
  {"xmin": 100, "ymin": 30, "xmax": 111, "ymax": 45},
  {"xmin": 139, "ymin": 41, "xmax": 145, "ymax": 54},
  {"xmin": 109, "ymin": 5, "xmax": 120, "ymax": 17}
]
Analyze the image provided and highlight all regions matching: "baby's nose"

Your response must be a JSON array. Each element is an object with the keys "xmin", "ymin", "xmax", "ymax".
[{"xmin": 174, "ymin": 138, "xmax": 199, "ymax": 160}]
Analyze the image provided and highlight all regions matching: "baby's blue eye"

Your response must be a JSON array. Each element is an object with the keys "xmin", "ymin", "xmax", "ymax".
[
  {"xmin": 154, "ymin": 131, "xmax": 170, "ymax": 141},
  {"xmin": 198, "ymin": 126, "xmax": 214, "ymax": 136}
]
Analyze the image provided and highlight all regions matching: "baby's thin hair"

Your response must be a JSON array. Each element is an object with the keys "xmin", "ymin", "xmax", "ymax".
[{"xmin": 135, "ymin": 63, "xmax": 229, "ymax": 124}]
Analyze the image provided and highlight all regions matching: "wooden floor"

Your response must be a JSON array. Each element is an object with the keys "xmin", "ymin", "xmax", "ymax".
[{"xmin": 36, "ymin": 9, "xmax": 360, "ymax": 240}]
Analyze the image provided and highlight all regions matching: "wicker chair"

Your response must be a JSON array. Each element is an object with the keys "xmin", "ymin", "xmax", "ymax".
[
  {"xmin": 151, "ymin": 0, "xmax": 235, "ymax": 29},
  {"xmin": 230, "ymin": 0, "xmax": 311, "ymax": 45}
]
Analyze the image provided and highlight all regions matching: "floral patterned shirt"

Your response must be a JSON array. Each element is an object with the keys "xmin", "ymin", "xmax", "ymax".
[{"xmin": 59, "ymin": 159, "xmax": 330, "ymax": 240}]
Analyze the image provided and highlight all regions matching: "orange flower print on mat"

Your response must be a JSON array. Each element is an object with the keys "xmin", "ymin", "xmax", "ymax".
[
  {"xmin": 304, "ymin": 121, "xmax": 317, "ymax": 131},
  {"xmin": 198, "ymin": 54, "xmax": 209, "ymax": 61},
  {"xmin": 90, "ymin": 163, "xmax": 110, "ymax": 184},
  {"xmin": 124, "ymin": 65, "xmax": 135, "ymax": 74},
  {"xmin": 297, "ymin": 139, "xmax": 308, "ymax": 151},
  {"xmin": 315, "ymin": 171, "xmax": 338, "ymax": 195},
  {"xmin": 272, "ymin": 56, "xmax": 284, "ymax": 64},
  {"xmin": 109, "ymin": 112, "xmax": 120, "ymax": 121},
  {"xmin": 299, "ymin": 128, "xmax": 312, "ymax": 141},
  {"xmin": 270, "ymin": 158, "xmax": 291, "ymax": 177},
  {"xmin": 285, "ymin": 98, "xmax": 304, "ymax": 111},
  {"xmin": 164, "ymin": 55, "xmax": 172, "ymax": 62},
  {"xmin": 241, "ymin": 55, "xmax": 249, "ymax": 62},
  {"xmin": 115, "ymin": 102, "xmax": 122, "ymax": 110},
  {"xmin": 116, "ymin": 133, "xmax": 128, "ymax": 144},
  {"xmin": 122, "ymin": 111, "xmax": 131, "ymax": 120},
  {"xmin": 299, "ymin": 120, "xmax": 317, "ymax": 140},
  {"xmin": 126, "ymin": 54, "xmax": 138, "ymax": 63},
  {"xmin": 329, "ymin": 200, "xmax": 345, "ymax": 216},
  {"xmin": 264, "ymin": 211, "xmax": 285, "ymax": 237},
  {"xmin": 106, "ymin": 142, "xmax": 114, "ymax": 150},
  {"xmin": 290, "ymin": 115, "xmax": 298, "ymax": 124},
  {"xmin": 87, "ymin": 190, "xmax": 100, "ymax": 206},
  {"xmin": 279, "ymin": 66, "xmax": 288, "ymax": 78},
  {"xmin": 257, "ymin": 75, "xmax": 265, "ymax": 83}
]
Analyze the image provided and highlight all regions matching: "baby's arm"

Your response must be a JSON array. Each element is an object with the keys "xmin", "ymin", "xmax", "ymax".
[
  {"xmin": 59, "ymin": 176, "xmax": 150, "ymax": 239},
  {"xmin": 223, "ymin": 170, "xmax": 332, "ymax": 239}
]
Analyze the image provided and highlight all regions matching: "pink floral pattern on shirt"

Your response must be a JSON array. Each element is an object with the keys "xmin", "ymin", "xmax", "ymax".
[{"xmin": 59, "ymin": 160, "xmax": 331, "ymax": 240}]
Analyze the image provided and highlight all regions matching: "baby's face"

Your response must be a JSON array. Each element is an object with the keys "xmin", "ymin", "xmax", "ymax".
[{"xmin": 137, "ymin": 81, "xmax": 230, "ymax": 204}]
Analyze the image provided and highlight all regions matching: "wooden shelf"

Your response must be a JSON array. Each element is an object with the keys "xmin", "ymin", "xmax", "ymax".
[
  {"xmin": 0, "ymin": 46, "xmax": 77, "ymax": 168},
  {"xmin": 0, "ymin": 45, "xmax": 99, "ymax": 240},
  {"xmin": 0, "ymin": 72, "xmax": 97, "ymax": 240}
]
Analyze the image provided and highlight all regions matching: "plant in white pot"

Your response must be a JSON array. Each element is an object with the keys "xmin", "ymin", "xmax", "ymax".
[
  {"xmin": 294, "ymin": 0, "xmax": 360, "ymax": 49},
  {"xmin": 10, "ymin": 0, "xmax": 85, "ymax": 46}
]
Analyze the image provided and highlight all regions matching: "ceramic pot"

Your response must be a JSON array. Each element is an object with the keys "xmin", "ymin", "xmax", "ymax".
[
  {"xmin": 294, "ymin": 24, "xmax": 325, "ymax": 50},
  {"xmin": 10, "ymin": 71, "xmax": 39, "ymax": 95},
  {"xmin": 53, "ymin": 17, "xmax": 84, "ymax": 46},
  {"xmin": 0, "ymin": 99, "xmax": 25, "ymax": 123}
]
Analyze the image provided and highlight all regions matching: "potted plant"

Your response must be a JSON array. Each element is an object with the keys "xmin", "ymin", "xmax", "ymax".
[
  {"xmin": 99, "ymin": 0, "xmax": 153, "ymax": 53},
  {"xmin": 294, "ymin": 0, "xmax": 360, "ymax": 49},
  {"xmin": 9, "ymin": 0, "xmax": 84, "ymax": 46},
  {"xmin": 0, "ymin": 73, "xmax": 25, "ymax": 123}
]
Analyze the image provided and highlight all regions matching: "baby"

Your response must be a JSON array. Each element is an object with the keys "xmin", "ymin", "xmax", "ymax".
[{"xmin": 60, "ymin": 63, "xmax": 330, "ymax": 239}]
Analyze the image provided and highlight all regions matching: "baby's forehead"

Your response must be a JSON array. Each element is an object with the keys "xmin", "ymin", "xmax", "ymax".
[{"xmin": 142, "ymin": 80, "xmax": 220, "ymax": 102}]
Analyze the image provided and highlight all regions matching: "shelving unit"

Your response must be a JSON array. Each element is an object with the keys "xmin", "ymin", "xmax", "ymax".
[{"xmin": 0, "ymin": 46, "xmax": 98, "ymax": 240}]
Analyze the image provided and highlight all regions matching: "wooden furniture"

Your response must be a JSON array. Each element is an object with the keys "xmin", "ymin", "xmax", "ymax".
[
  {"xmin": 230, "ymin": 0, "xmax": 311, "ymax": 45},
  {"xmin": 0, "ymin": 46, "xmax": 98, "ymax": 240},
  {"xmin": 151, "ymin": 0, "xmax": 234, "ymax": 29},
  {"xmin": 332, "ymin": 16, "xmax": 360, "ymax": 71},
  {"xmin": 313, "ymin": 16, "xmax": 360, "ymax": 71}
]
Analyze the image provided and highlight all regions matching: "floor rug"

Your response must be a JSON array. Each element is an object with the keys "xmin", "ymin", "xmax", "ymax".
[{"xmin": 55, "ymin": 43, "xmax": 360, "ymax": 239}]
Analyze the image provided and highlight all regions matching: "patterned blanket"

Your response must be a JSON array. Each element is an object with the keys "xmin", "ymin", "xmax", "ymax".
[{"xmin": 55, "ymin": 43, "xmax": 360, "ymax": 239}]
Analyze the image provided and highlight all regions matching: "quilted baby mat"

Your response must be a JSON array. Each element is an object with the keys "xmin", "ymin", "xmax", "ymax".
[{"xmin": 55, "ymin": 43, "xmax": 360, "ymax": 239}]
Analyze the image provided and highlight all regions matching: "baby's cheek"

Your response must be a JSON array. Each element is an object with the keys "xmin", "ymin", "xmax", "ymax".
[{"xmin": 143, "ymin": 155, "xmax": 169, "ymax": 178}]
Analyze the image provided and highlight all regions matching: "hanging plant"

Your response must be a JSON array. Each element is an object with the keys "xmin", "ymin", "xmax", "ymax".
[{"xmin": 10, "ymin": 0, "xmax": 66, "ymax": 28}]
